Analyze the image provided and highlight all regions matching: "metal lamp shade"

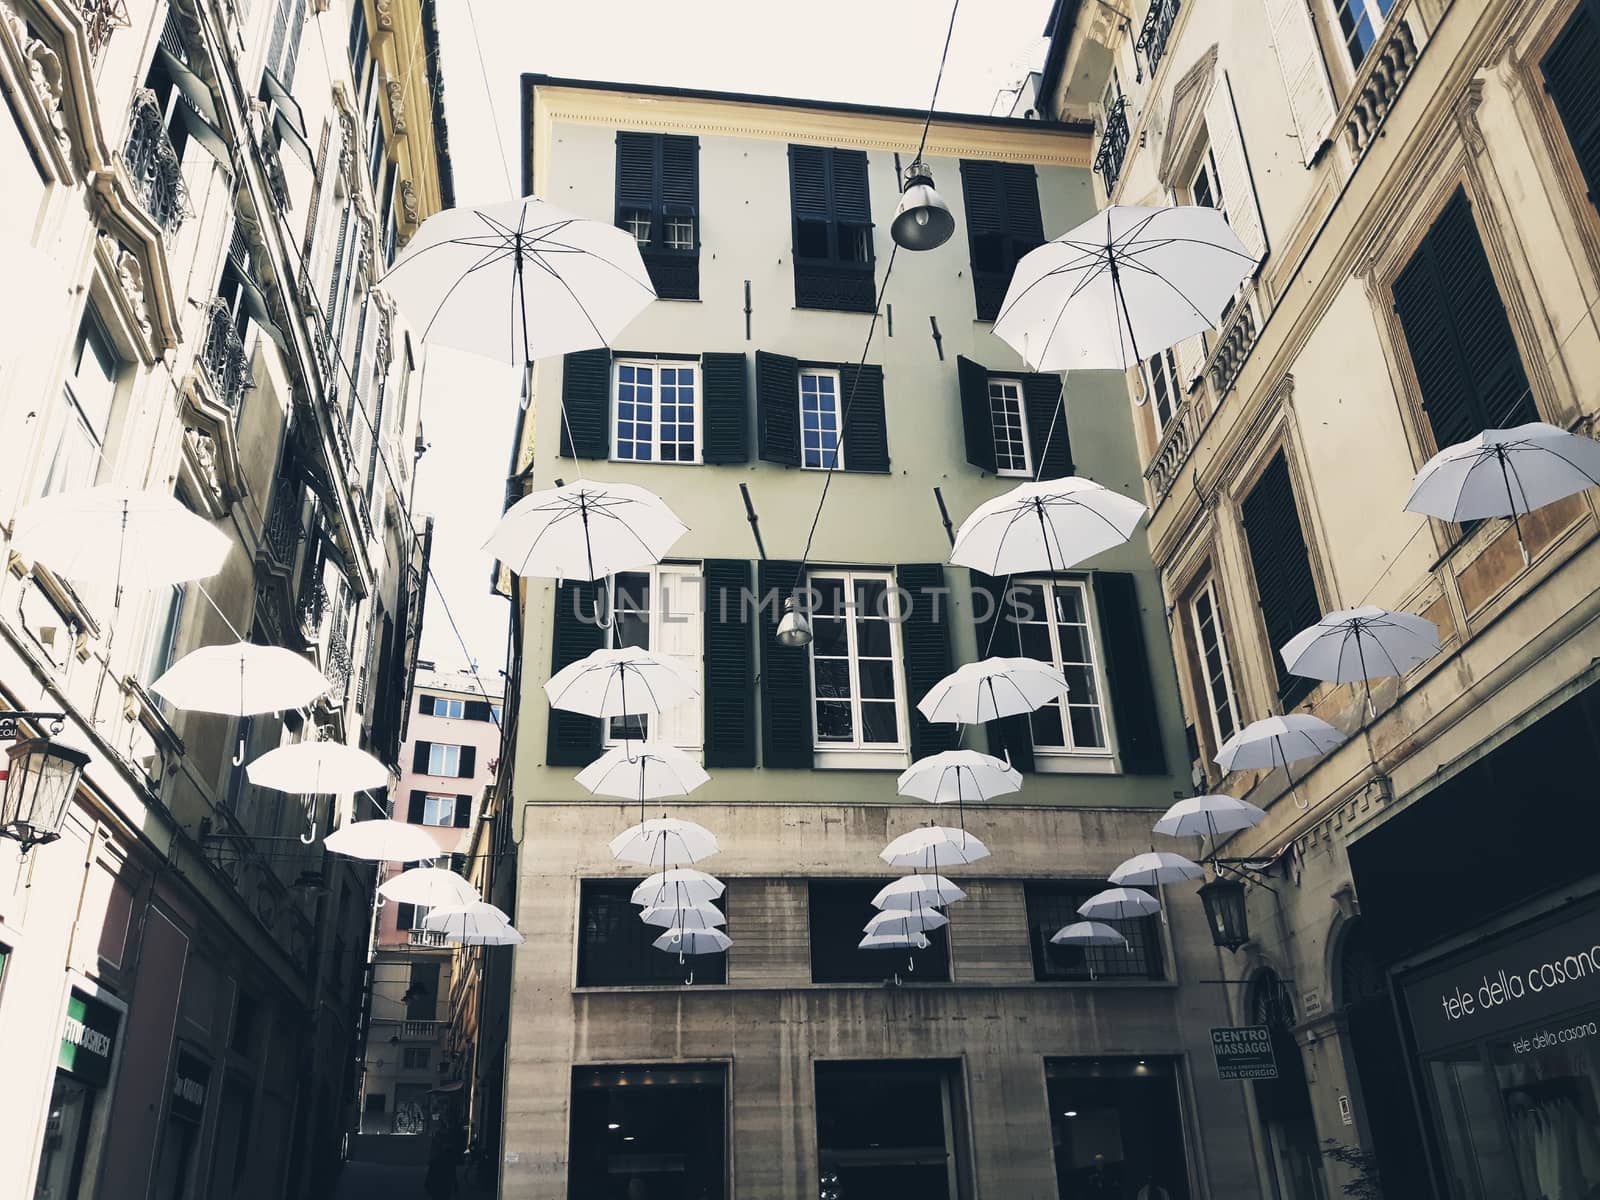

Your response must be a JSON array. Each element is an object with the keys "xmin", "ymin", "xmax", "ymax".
[
  {"xmin": 776, "ymin": 596, "xmax": 813, "ymax": 648},
  {"xmin": 0, "ymin": 738, "xmax": 90, "ymax": 851},
  {"xmin": 1198, "ymin": 877, "xmax": 1251, "ymax": 952},
  {"xmin": 891, "ymin": 175, "xmax": 955, "ymax": 251}
]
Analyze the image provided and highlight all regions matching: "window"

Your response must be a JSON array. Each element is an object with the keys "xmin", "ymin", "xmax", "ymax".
[
  {"xmin": 808, "ymin": 880, "xmax": 949, "ymax": 983},
  {"xmin": 987, "ymin": 379, "xmax": 1032, "ymax": 476},
  {"xmin": 1188, "ymin": 140, "xmax": 1223, "ymax": 210},
  {"xmin": 808, "ymin": 573, "xmax": 905, "ymax": 751},
  {"xmin": 1241, "ymin": 452, "xmax": 1322, "ymax": 709},
  {"xmin": 1542, "ymin": 2, "xmax": 1600, "ymax": 215},
  {"xmin": 815, "ymin": 1061, "xmax": 966, "ymax": 1196},
  {"xmin": 569, "ymin": 1065, "xmax": 726, "ymax": 1198},
  {"xmin": 788, "ymin": 145, "xmax": 875, "ymax": 312},
  {"xmin": 1010, "ymin": 580, "xmax": 1111, "ymax": 754},
  {"xmin": 603, "ymin": 567, "xmax": 704, "ymax": 748},
  {"xmin": 1046, "ymin": 1059, "xmax": 1192, "ymax": 1199},
  {"xmin": 1145, "ymin": 349, "xmax": 1181, "ymax": 434},
  {"xmin": 959, "ymin": 160, "xmax": 1045, "ymax": 321},
  {"xmin": 1188, "ymin": 578, "xmax": 1240, "ymax": 749},
  {"xmin": 1333, "ymin": 0, "xmax": 1396, "ymax": 67},
  {"xmin": 45, "ymin": 312, "xmax": 120, "ymax": 497},
  {"xmin": 401, "ymin": 1047, "xmax": 429, "ymax": 1070},
  {"xmin": 799, "ymin": 369, "xmax": 843, "ymax": 470},
  {"xmin": 1025, "ymin": 882, "xmax": 1164, "ymax": 981},
  {"xmin": 346, "ymin": 0, "xmax": 369, "ymax": 90},
  {"xmin": 623, "ymin": 210, "xmax": 650, "ymax": 244},
  {"xmin": 143, "ymin": 584, "xmax": 186, "ymax": 685},
  {"xmin": 612, "ymin": 359, "xmax": 699, "ymax": 463},
  {"xmin": 431, "ymin": 698, "xmax": 464, "ymax": 719},
  {"xmin": 614, "ymin": 131, "xmax": 699, "ymax": 300},
  {"xmin": 265, "ymin": 0, "xmax": 307, "ymax": 85},
  {"xmin": 405, "ymin": 962, "xmax": 438, "ymax": 1020},
  {"xmin": 427, "ymin": 743, "xmax": 461, "ymax": 776},
  {"xmin": 577, "ymin": 880, "xmax": 726, "ymax": 986},
  {"xmin": 420, "ymin": 794, "xmax": 457, "ymax": 827}
]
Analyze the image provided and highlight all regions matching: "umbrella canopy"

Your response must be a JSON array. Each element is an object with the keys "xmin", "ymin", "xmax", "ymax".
[
  {"xmin": 378, "ymin": 867, "xmax": 479, "ymax": 907},
  {"xmin": 324, "ymin": 819, "xmax": 444, "ymax": 862},
  {"xmin": 880, "ymin": 826, "xmax": 991, "ymax": 869},
  {"xmin": 859, "ymin": 931, "xmax": 932, "ymax": 951},
  {"xmin": 992, "ymin": 205, "xmax": 1255, "ymax": 371},
  {"xmin": 639, "ymin": 902, "xmax": 726, "ymax": 930},
  {"xmin": 1215, "ymin": 715, "xmax": 1347, "ymax": 773},
  {"xmin": 631, "ymin": 868, "xmax": 725, "ymax": 908},
  {"xmin": 422, "ymin": 901, "xmax": 512, "ymax": 939},
  {"xmin": 608, "ymin": 817, "xmax": 720, "ymax": 866},
  {"xmin": 1077, "ymin": 887, "xmax": 1160, "ymax": 922},
  {"xmin": 872, "ymin": 874, "xmax": 967, "ymax": 911},
  {"xmin": 1153, "ymin": 794, "xmax": 1267, "ymax": 840},
  {"xmin": 379, "ymin": 196, "xmax": 655, "ymax": 369},
  {"xmin": 1109, "ymin": 852, "xmax": 1204, "ymax": 886},
  {"xmin": 152, "ymin": 642, "xmax": 329, "ymax": 715},
  {"xmin": 576, "ymin": 742, "xmax": 710, "ymax": 801},
  {"xmin": 864, "ymin": 907, "xmax": 949, "ymax": 935},
  {"xmin": 246, "ymin": 741, "xmax": 389, "ymax": 795},
  {"xmin": 916, "ymin": 658, "xmax": 1071, "ymax": 726},
  {"xmin": 1280, "ymin": 607, "xmax": 1440, "ymax": 717},
  {"xmin": 652, "ymin": 927, "xmax": 731, "ymax": 955},
  {"xmin": 1050, "ymin": 920, "xmax": 1129, "ymax": 948},
  {"xmin": 544, "ymin": 647, "xmax": 698, "ymax": 720},
  {"xmin": 950, "ymin": 478, "xmax": 1147, "ymax": 574},
  {"xmin": 447, "ymin": 925, "xmax": 525, "ymax": 946},
  {"xmin": 12, "ymin": 485, "xmax": 230, "ymax": 592},
  {"xmin": 896, "ymin": 750, "xmax": 1022, "ymax": 805},
  {"xmin": 483, "ymin": 480, "xmax": 687, "ymax": 582},
  {"xmin": 1405, "ymin": 422, "xmax": 1600, "ymax": 523}
]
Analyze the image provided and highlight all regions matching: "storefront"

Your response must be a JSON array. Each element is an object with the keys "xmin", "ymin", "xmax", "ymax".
[
  {"xmin": 33, "ymin": 983, "xmax": 124, "ymax": 1200},
  {"xmin": 1045, "ymin": 1058, "xmax": 1192, "ymax": 1200},
  {"xmin": 151, "ymin": 1045, "xmax": 211, "ymax": 1200}
]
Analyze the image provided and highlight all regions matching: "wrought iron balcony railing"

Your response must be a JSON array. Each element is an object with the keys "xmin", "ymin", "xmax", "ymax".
[
  {"xmin": 1135, "ymin": 0, "xmax": 1181, "ymax": 76},
  {"xmin": 1094, "ymin": 96, "xmax": 1131, "ymax": 195},
  {"xmin": 298, "ymin": 575, "xmax": 328, "ymax": 633},
  {"xmin": 326, "ymin": 610, "xmax": 352, "ymax": 700},
  {"xmin": 124, "ymin": 88, "xmax": 188, "ymax": 238},
  {"xmin": 263, "ymin": 480, "xmax": 303, "ymax": 570},
  {"xmin": 201, "ymin": 299, "xmax": 251, "ymax": 412},
  {"xmin": 80, "ymin": 0, "xmax": 131, "ymax": 58}
]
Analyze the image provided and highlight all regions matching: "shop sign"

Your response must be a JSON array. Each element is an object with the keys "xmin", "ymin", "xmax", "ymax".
[
  {"xmin": 1210, "ymin": 1026, "xmax": 1278, "ymax": 1080},
  {"xmin": 170, "ymin": 1050, "xmax": 211, "ymax": 1124},
  {"xmin": 58, "ymin": 988, "xmax": 120, "ymax": 1087},
  {"xmin": 1402, "ymin": 901, "xmax": 1600, "ymax": 1054}
]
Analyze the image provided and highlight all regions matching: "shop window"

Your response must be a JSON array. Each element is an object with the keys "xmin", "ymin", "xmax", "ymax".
[
  {"xmin": 808, "ymin": 880, "xmax": 949, "ymax": 983},
  {"xmin": 34, "ymin": 988, "xmax": 121, "ymax": 1200},
  {"xmin": 1249, "ymin": 970, "xmax": 1329, "ymax": 1200},
  {"xmin": 152, "ymin": 1048, "xmax": 209, "ymax": 1200},
  {"xmin": 577, "ymin": 880, "xmax": 726, "ymax": 987},
  {"xmin": 815, "ymin": 1060, "xmax": 967, "ymax": 1198},
  {"xmin": 1025, "ymin": 882, "xmax": 1164, "ymax": 982},
  {"xmin": 1046, "ymin": 1058, "xmax": 1191, "ymax": 1200},
  {"xmin": 569, "ymin": 1064, "xmax": 726, "ymax": 1199}
]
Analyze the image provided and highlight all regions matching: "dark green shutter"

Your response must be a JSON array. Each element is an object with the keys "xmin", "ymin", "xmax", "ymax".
[
  {"xmin": 454, "ymin": 794, "xmax": 471, "ymax": 828},
  {"xmin": 661, "ymin": 135, "xmax": 698, "ymax": 216},
  {"xmin": 1241, "ymin": 453, "xmax": 1322, "ymax": 710},
  {"xmin": 839, "ymin": 363, "xmax": 889, "ymax": 473},
  {"xmin": 759, "ymin": 559, "xmax": 814, "ymax": 768},
  {"xmin": 789, "ymin": 145, "xmax": 831, "ymax": 224},
  {"xmin": 1093, "ymin": 572, "xmax": 1168, "ymax": 775},
  {"xmin": 897, "ymin": 564, "xmax": 957, "ymax": 759},
  {"xmin": 412, "ymin": 741, "xmax": 429, "ymax": 774},
  {"xmin": 957, "ymin": 355, "xmax": 997, "ymax": 471},
  {"xmin": 395, "ymin": 901, "xmax": 414, "ymax": 929},
  {"xmin": 615, "ymin": 131, "xmax": 657, "ymax": 216},
  {"xmin": 1001, "ymin": 163, "xmax": 1045, "ymax": 248},
  {"xmin": 702, "ymin": 559, "xmax": 756, "ymax": 767},
  {"xmin": 960, "ymin": 160, "xmax": 1003, "ymax": 235},
  {"xmin": 1022, "ymin": 373, "xmax": 1073, "ymax": 478},
  {"xmin": 960, "ymin": 160, "xmax": 1043, "ymax": 321},
  {"xmin": 407, "ymin": 789, "xmax": 425, "ymax": 822},
  {"xmin": 559, "ymin": 349, "xmax": 611, "ymax": 459},
  {"xmin": 756, "ymin": 351, "xmax": 800, "ymax": 466},
  {"xmin": 830, "ymin": 149, "xmax": 871, "ymax": 225},
  {"xmin": 459, "ymin": 746, "xmax": 476, "ymax": 777},
  {"xmin": 547, "ymin": 580, "xmax": 605, "ymax": 766},
  {"xmin": 969, "ymin": 570, "xmax": 1034, "ymax": 771},
  {"xmin": 1542, "ymin": 2, "xmax": 1600, "ymax": 211},
  {"xmin": 418, "ymin": 694, "xmax": 434, "ymax": 716},
  {"xmin": 463, "ymin": 700, "xmax": 491, "ymax": 722},
  {"xmin": 701, "ymin": 353, "xmax": 749, "ymax": 464}
]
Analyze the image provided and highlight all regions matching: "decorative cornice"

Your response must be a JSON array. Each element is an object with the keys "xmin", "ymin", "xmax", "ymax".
[
  {"xmin": 399, "ymin": 178, "xmax": 419, "ymax": 225},
  {"xmin": 1452, "ymin": 77, "xmax": 1487, "ymax": 156},
  {"xmin": 374, "ymin": 0, "xmax": 393, "ymax": 32},
  {"xmin": 385, "ymin": 75, "xmax": 407, "ymax": 138}
]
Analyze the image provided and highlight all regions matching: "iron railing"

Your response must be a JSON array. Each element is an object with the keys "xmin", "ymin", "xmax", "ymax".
[
  {"xmin": 326, "ymin": 610, "xmax": 352, "ymax": 699},
  {"xmin": 298, "ymin": 574, "xmax": 328, "ymax": 632},
  {"xmin": 201, "ymin": 299, "xmax": 251, "ymax": 412},
  {"xmin": 1135, "ymin": 0, "xmax": 1181, "ymax": 76},
  {"xmin": 1093, "ymin": 96, "xmax": 1131, "ymax": 195},
  {"xmin": 124, "ymin": 88, "xmax": 188, "ymax": 237},
  {"xmin": 80, "ymin": 0, "xmax": 132, "ymax": 58},
  {"xmin": 263, "ymin": 479, "xmax": 303, "ymax": 568}
]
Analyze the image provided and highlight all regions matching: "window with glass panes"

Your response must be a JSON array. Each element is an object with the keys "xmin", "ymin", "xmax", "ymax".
[
  {"xmin": 808, "ymin": 573, "xmax": 904, "ymax": 749},
  {"xmin": 1333, "ymin": 0, "xmax": 1396, "ymax": 67},
  {"xmin": 800, "ymin": 369, "xmax": 843, "ymax": 470},
  {"xmin": 613, "ymin": 360, "xmax": 698, "ymax": 463},
  {"xmin": 421, "ymin": 794, "xmax": 456, "ymax": 826},
  {"xmin": 432, "ymin": 698, "xmax": 464, "ymax": 719},
  {"xmin": 426, "ymin": 743, "xmax": 461, "ymax": 776},
  {"xmin": 1025, "ymin": 882, "xmax": 1164, "ymax": 980},
  {"xmin": 46, "ymin": 312, "xmax": 120, "ymax": 496},
  {"xmin": 1010, "ymin": 580, "xmax": 1110, "ymax": 753},
  {"xmin": 577, "ymin": 880, "xmax": 726, "ymax": 986},
  {"xmin": 1146, "ymin": 349, "xmax": 1180, "ymax": 433},
  {"xmin": 623, "ymin": 210, "xmax": 651, "ymax": 245},
  {"xmin": 1188, "ymin": 578, "xmax": 1240, "ymax": 748},
  {"xmin": 1189, "ymin": 142, "xmax": 1223, "ymax": 209},
  {"xmin": 604, "ymin": 568, "xmax": 704, "ymax": 749},
  {"xmin": 988, "ymin": 379, "xmax": 1032, "ymax": 475}
]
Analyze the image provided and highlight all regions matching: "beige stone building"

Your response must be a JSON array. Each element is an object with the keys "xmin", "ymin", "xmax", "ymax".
[{"xmin": 1043, "ymin": 0, "xmax": 1600, "ymax": 1193}]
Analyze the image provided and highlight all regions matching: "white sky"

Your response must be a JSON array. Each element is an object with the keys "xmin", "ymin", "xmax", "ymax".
[{"xmin": 413, "ymin": 0, "xmax": 1052, "ymax": 673}]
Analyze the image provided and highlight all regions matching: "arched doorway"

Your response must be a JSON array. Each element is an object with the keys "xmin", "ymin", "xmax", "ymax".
[{"xmin": 1249, "ymin": 968, "xmax": 1328, "ymax": 1200}]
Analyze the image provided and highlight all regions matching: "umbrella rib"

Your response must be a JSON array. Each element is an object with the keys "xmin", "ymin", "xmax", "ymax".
[
  {"xmin": 418, "ymin": 243, "xmax": 520, "ymax": 345},
  {"xmin": 1027, "ymin": 254, "xmax": 1120, "ymax": 368}
]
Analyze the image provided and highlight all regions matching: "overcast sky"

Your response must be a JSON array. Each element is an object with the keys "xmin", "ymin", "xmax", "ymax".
[{"xmin": 412, "ymin": 0, "xmax": 1052, "ymax": 675}]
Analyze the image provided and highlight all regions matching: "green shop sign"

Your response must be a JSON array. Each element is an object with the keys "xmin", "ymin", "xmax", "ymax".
[{"xmin": 58, "ymin": 988, "xmax": 120, "ymax": 1087}]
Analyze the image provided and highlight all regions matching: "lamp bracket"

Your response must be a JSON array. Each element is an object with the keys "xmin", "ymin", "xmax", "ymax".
[{"xmin": 0, "ymin": 712, "xmax": 67, "ymax": 739}]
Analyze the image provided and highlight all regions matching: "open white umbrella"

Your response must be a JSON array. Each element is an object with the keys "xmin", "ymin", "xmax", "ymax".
[
  {"xmin": 246, "ymin": 741, "xmax": 389, "ymax": 795},
  {"xmin": 993, "ymin": 204, "xmax": 1255, "ymax": 371},
  {"xmin": 1051, "ymin": 920, "xmax": 1129, "ymax": 948},
  {"xmin": 652, "ymin": 927, "xmax": 731, "ymax": 955},
  {"xmin": 1077, "ymin": 887, "xmax": 1160, "ymax": 922},
  {"xmin": 577, "ymin": 742, "xmax": 709, "ymax": 823},
  {"xmin": 324, "ymin": 819, "xmax": 444, "ymax": 863},
  {"xmin": 880, "ymin": 826, "xmax": 991, "ymax": 869},
  {"xmin": 1280, "ymin": 607, "xmax": 1440, "ymax": 718},
  {"xmin": 1109, "ymin": 852, "xmax": 1204, "ymax": 887},
  {"xmin": 1405, "ymin": 422, "xmax": 1600, "ymax": 564},
  {"xmin": 447, "ymin": 924, "xmax": 525, "ymax": 947},
  {"xmin": 608, "ymin": 817, "xmax": 720, "ymax": 866},
  {"xmin": 379, "ymin": 867, "xmax": 479, "ymax": 907},
  {"xmin": 864, "ymin": 907, "xmax": 948, "ymax": 935},
  {"xmin": 858, "ymin": 930, "xmax": 932, "ymax": 951},
  {"xmin": 916, "ymin": 658, "xmax": 1071, "ymax": 727},
  {"xmin": 631, "ymin": 868, "xmax": 724, "ymax": 908},
  {"xmin": 484, "ymin": 480, "xmax": 688, "ymax": 582},
  {"xmin": 152, "ymin": 642, "xmax": 330, "ymax": 763},
  {"xmin": 950, "ymin": 478, "xmax": 1147, "ymax": 574},
  {"xmin": 545, "ymin": 647, "xmax": 698, "ymax": 721},
  {"xmin": 423, "ymin": 901, "xmax": 512, "ymax": 940},
  {"xmin": 1153, "ymin": 794, "xmax": 1267, "ymax": 841},
  {"xmin": 896, "ymin": 750, "xmax": 1021, "ymax": 805},
  {"xmin": 872, "ymin": 874, "xmax": 967, "ymax": 911},
  {"xmin": 1216, "ymin": 714, "xmax": 1346, "ymax": 806},
  {"xmin": 639, "ymin": 902, "xmax": 725, "ymax": 930}
]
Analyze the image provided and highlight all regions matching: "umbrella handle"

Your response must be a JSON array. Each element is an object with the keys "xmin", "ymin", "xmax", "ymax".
[
  {"xmin": 521, "ymin": 360, "xmax": 534, "ymax": 411},
  {"xmin": 233, "ymin": 736, "xmax": 246, "ymax": 767},
  {"xmin": 685, "ymin": 968, "xmax": 694, "ymax": 986},
  {"xmin": 300, "ymin": 813, "xmax": 318, "ymax": 845}
]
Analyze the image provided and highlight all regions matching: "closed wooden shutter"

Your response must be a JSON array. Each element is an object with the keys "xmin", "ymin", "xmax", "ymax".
[
  {"xmin": 897, "ymin": 564, "xmax": 958, "ymax": 759},
  {"xmin": 839, "ymin": 363, "xmax": 889, "ymax": 473},
  {"xmin": 958, "ymin": 355, "xmax": 996, "ymax": 471},
  {"xmin": 412, "ymin": 741, "xmax": 430, "ymax": 774},
  {"xmin": 1241, "ymin": 452, "xmax": 1321, "ymax": 709},
  {"xmin": 1093, "ymin": 572, "xmax": 1169, "ymax": 775},
  {"xmin": 558, "ymin": 349, "xmax": 611, "ymax": 459},
  {"xmin": 459, "ymin": 746, "xmax": 476, "ymax": 777},
  {"xmin": 546, "ymin": 580, "xmax": 605, "ymax": 766},
  {"xmin": 454, "ymin": 794, "xmax": 471, "ymax": 828},
  {"xmin": 1022, "ymin": 373, "xmax": 1073, "ymax": 479},
  {"xmin": 789, "ymin": 145, "xmax": 831, "ymax": 225},
  {"xmin": 417, "ymin": 695, "xmax": 434, "ymax": 716},
  {"xmin": 395, "ymin": 902, "xmax": 414, "ymax": 930},
  {"xmin": 1001, "ymin": 163, "xmax": 1045, "ymax": 249},
  {"xmin": 407, "ymin": 789, "xmax": 425, "ymax": 822},
  {"xmin": 702, "ymin": 559, "xmax": 756, "ymax": 767},
  {"xmin": 1543, "ymin": 0, "xmax": 1600, "ymax": 209},
  {"xmin": 661, "ymin": 135, "xmax": 699, "ymax": 217},
  {"xmin": 830, "ymin": 149, "xmax": 871, "ymax": 225},
  {"xmin": 615, "ymin": 131, "xmax": 658, "ymax": 216},
  {"xmin": 758, "ymin": 559, "xmax": 814, "ymax": 768},
  {"xmin": 756, "ymin": 351, "xmax": 800, "ymax": 466},
  {"xmin": 1261, "ymin": 0, "xmax": 1338, "ymax": 162},
  {"xmin": 969, "ymin": 570, "xmax": 1035, "ymax": 771},
  {"xmin": 326, "ymin": 204, "xmax": 350, "ymax": 316},
  {"xmin": 701, "ymin": 353, "xmax": 749, "ymax": 464},
  {"xmin": 463, "ymin": 700, "xmax": 492, "ymax": 722},
  {"xmin": 1204, "ymin": 72, "xmax": 1268, "ymax": 267},
  {"xmin": 960, "ymin": 161, "xmax": 1044, "ymax": 321},
  {"xmin": 790, "ymin": 146, "xmax": 875, "ymax": 311}
]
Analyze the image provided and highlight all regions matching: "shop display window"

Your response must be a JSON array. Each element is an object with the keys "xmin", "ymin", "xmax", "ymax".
[
  {"xmin": 567, "ymin": 1064, "xmax": 726, "ymax": 1199},
  {"xmin": 1046, "ymin": 1058, "xmax": 1191, "ymax": 1200},
  {"xmin": 815, "ymin": 1060, "xmax": 967, "ymax": 1200}
]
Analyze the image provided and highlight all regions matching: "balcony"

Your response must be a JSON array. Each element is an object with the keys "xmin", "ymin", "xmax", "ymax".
[
  {"xmin": 1135, "ymin": 0, "xmax": 1181, "ymax": 77},
  {"xmin": 1094, "ymin": 97, "xmax": 1131, "ymax": 195},
  {"xmin": 325, "ymin": 600, "xmax": 353, "ymax": 700},
  {"xmin": 298, "ymin": 575, "xmax": 328, "ymax": 634},
  {"xmin": 401, "ymin": 1020, "xmax": 441, "ymax": 1039},
  {"xmin": 1345, "ymin": 16, "xmax": 1420, "ymax": 157},
  {"xmin": 79, "ymin": 0, "xmax": 131, "ymax": 58},
  {"xmin": 1144, "ymin": 397, "xmax": 1198, "ymax": 503},
  {"xmin": 408, "ymin": 929, "xmax": 449, "ymax": 948},
  {"xmin": 1206, "ymin": 298, "xmax": 1258, "ymax": 398},
  {"xmin": 262, "ymin": 480, "xmax": 303, "ymax": 571},
  {"xmin": 123, "ymin": 88, "xmax": 188, "ymax": 238},
  {"xmin": 201, "ymin": 299, "xmax": 251, "ymax": 412}
]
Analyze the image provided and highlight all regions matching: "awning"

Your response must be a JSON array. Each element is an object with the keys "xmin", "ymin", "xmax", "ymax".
[
  {"xmin": 260, "ymin": 69, "xmax": 313, "ymax": 167},
  {"xmin": 155, "ymin": 44, "xmax": 231, "ymax": 168}
]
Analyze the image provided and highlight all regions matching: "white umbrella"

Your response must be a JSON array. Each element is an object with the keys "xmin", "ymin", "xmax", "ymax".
[
  {"xmin": 1109, "ymin": 852, "xmax": 1204, "ymax": 887},
  {"xmin": 916, "ymin": 658, "xmax": 1071, "ymax": 727},
  {"xmin": 545, "ymin": 647, "xmax": 698, "ymax": 720},
  {"xmin": 652, "ymin": 927, "xmax": 731, "ymax": 955},
  {"xmin": 324, "ymin": 819, "xmax": 444, "ymax": 863},
  {"xmin": 1280, "ymin": 606, "xmax": 1441, "ymax": 718},
  {"xmin": 896, "ymin": 751, "xmax": 1021, "ymax": 805},
  {"xmin": 1051, "ymin": 920, "xmax": 1129, "ymax": 948},
  {"xmin": 880, "ymin": 826, "xmax": 991, "ymax": 869},
  {"xmin": 631, "ymin": 868, "xmax": 724, "ymax": 908},
  {"xmin": 378, "ymin": 867, "xmax": 479, "ymax": 907},
  {"xmin": 423, "ymin": 901, "xmax": 512, "ymax": 939},
  {"xmin": 152, "ymin": 641, "xmax": 330, "ymax": 763},
  {"xmin": 950, "ymin": 478, "xmax": 1147, "ymax": 573},
  {"xmin": 1153, "ymin": 794, "xmax": 1267, "ymax": 841},
  {"xmin": 608, "ymin": 817, "xmax": 720, "ymax": 866},
  {"xmin": 993, "ymin": 204, "xmax": 1255, "ymax": 371},
  {"xmin": 872, "ymin": 874, "xmax": 967, "ymax": 911},
  {"xmin": 1216, "ymin": 714, "xmax": 1346, "ymax": 806},
  {"xmin": 576, "ymin": 742, "xmax": 710, "ymax": 823},
  {"xmin": 864, "ymin": 907, "xmax": 948, "ymax": 935},
  {"xmin": 447, "ymin": 924, "xmax": 525, "ymax": 946},
  {"xmin": 1077, "ymin": 887, "xmax": 1160, "ymax": 922},
  {"xmin": 1405, "ymin": 422, "xmax": 1600, "ymax": 564},
  {"xmin": 859, "ymin": 930, "xmax": 931, "ymax": 951},
  {"xmin": 483, "ymin": 480, "xmax": 687, "ymax": 582},
  {"xmin": 12, "ymin": 485, "xmax": 230, "ymax": 593},
  {"xmin": 639, "ymin": 902, "xmax": 725, "ymax": 930},
  {"xmin": 246, "ymin": 741, "xmax": 389, "ymax": 795}
]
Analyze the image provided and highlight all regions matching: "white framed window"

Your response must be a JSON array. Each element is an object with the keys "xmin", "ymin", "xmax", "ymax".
[
  {"xmin": 1188, "ymin": 578, "xmax": 1240, "ymax": 748},
  {"xmin": 433, "ymin": 697, "xmax": 464, "ymax": 719},
  {"xmin": 808, "ymin": 572, "xmax": 906, "ymax": 752},
  {"xmin": 421, "ymin": 794, "xmax": 457, "ymax": 826},
  {"xmin": 1331, "ymin": 0, "xmax": 1396, "ymax": 68},
  {"xmin": 604, "ymin": 565, "xmax": 704, "ymax": 750},
  {"xmin": 664, "ymin": 214, "xmax": 695, "ymax": 250},
  {"xmin": 1145, "ymin": 349, "xmax": 1181, "ymax": 434},
  {"xmin": 1189, "ymin": 140, "xmax": 1223, "ymax": 210},
  {"xmin": 408, "ymin": 903, "xmax": 431, "ymax": 930},
  {"xmin": 491, "ymin": 704, "xmax": 503, "ymax": 724},
  {"xmin": 45, "ymin": 312, "xmax": 121, "ymax": 497},
  {"xmin": 800, "ymin": 368, "xmax": 844, "ymax": 470},
  {"xmin": 987, "ymin": 378, "xmax": 1032, "ymax": 476},
  {"xmin": 613, "ymin": 359, "xmax": 700, "ymax": 464},
  {"xmin": 142, "ymin": 583, "xmax": 186, "ymax": 685},
  {"xmin": 426, "ymin": 743, "xmax": 462, "ymax": 777},
  {"xmin": 623, "ymin": 209, "xmax": 651, "ymax": 246},
  {"xmin": 1010, "ymin": 580, "xmax": 1111, "ymax": 754}
]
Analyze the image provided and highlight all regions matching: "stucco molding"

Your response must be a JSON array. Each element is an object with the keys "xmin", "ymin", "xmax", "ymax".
[
  {"xmin": 386, "ymin": 74, "xmax": 408, "ymax": 138},
  {"xmin": 1157, "ymin": 44, "xmax": 1219, "ymax": 190}
]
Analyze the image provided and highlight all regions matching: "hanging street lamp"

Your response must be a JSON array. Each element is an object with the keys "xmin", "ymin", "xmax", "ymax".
[
  {"xmin": 0, "ymin": 713, "xmax": 90, "ymax": 855},
  {"xmin": 891, "ymin": 159, "xmax": 955, "ymax": 251},
  {"xmin": 1198, "ymin": 876, "xmax": 1251, "ymax": 952},
  {"xmin": 776, "ymin": 595, "xmax": 813, "ymax": 648}
]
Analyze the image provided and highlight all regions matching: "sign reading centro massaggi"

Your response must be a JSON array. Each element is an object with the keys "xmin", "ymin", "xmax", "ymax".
[{"xmin": 1210, "ymin": 1026, "xmax": 1278, "ymax": 1080}]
